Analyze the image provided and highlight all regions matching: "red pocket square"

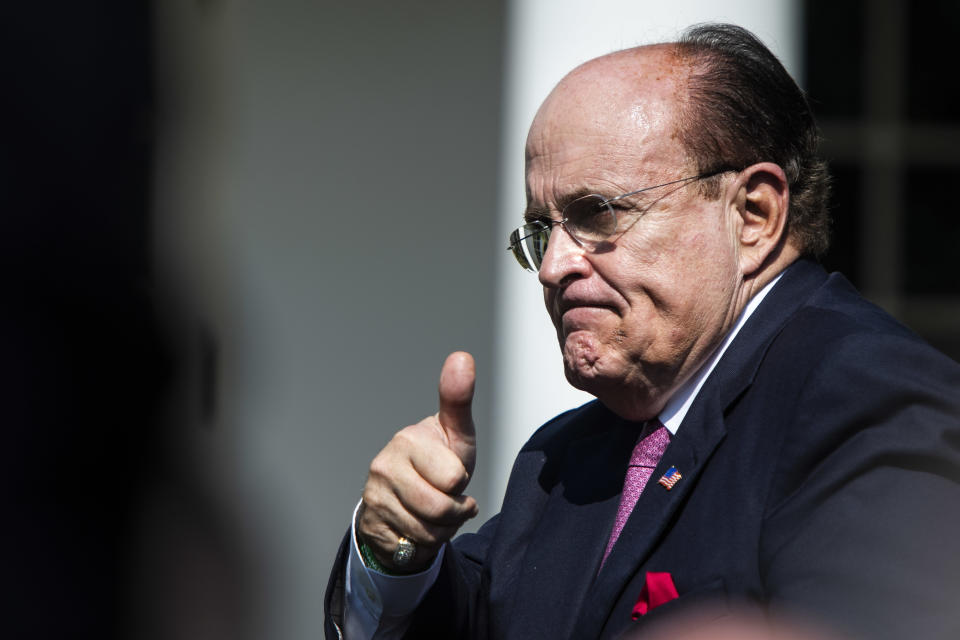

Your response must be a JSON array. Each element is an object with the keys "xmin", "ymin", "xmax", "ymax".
[{"xmin": 631, "ymin": 572, "xmax": 679, "ymax": 620}]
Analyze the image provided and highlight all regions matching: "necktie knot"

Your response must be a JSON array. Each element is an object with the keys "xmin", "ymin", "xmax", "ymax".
[{"xmin": 628, "ymin": 423, "xmax": 671, "ymax": 468}]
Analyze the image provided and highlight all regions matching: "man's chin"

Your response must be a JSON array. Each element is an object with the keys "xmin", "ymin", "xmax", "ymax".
[
  {"xmin": 562, "ymin": 355, "xmax": 611, "ymax": 396},
  {"xmin": 562, "ymin": 355, "xmax": 659, "ymax": 421}
]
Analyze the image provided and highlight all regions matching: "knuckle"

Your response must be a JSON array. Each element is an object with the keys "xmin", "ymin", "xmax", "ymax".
[
  {"xmin": 358, "ymin": 509, "xmax": 390, "ymax": 540},
  {"xmin": 368, "ymin": 453, "xmax": 392, "ymax": 480},
  {"xmin": 419, "ymin": 491, "xmax": 451, "ymax": 522},
  {"xmin": 404, "ymin": 478, "xmax": 430, "ymax": 506},
  {"xmin": 360, "ymin": 486, "xmax": 383, "ymax": 511},
  {"xmin": 360, "ymin": 497, "xmax": 392, "ymax": 531},
  {"xmin": 367, "ymin": 528, "xmax": 397, "ymax": 553},
  {"xmin": 392, "ymin": 425, "xmax": 422, "ymax": 448},
  {"xmin": 437, "ymin": 467, "xmax": 469, "ymax": 494},
  {"xmin": 406, "ymin": 481, "xmax": 445, "ymax": 520}
]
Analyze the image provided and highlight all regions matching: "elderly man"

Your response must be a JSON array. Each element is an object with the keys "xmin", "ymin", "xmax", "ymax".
[{"xmin": 325, "ymin": 24, "xmax": 960, "ymax": 640}]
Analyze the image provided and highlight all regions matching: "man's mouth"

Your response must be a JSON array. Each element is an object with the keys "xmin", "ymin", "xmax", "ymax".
[
  {"xmin": 557, "ymin": 301, "xmax": 619, "ymax": 332},
  {"xmin": 558, "ymin": 298, "xmax": 617, "ymax": 317}
]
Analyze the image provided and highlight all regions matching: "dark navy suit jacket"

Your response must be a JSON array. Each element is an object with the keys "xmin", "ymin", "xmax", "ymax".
[{"xmin": 325, "ymin": 259, "xmax": 960, "ymax": 639}]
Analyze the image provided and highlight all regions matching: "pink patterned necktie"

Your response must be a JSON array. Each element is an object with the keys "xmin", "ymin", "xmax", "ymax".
[{"xmin": 600, "ymin": 422, "xmax": 671, "ymax": 567}]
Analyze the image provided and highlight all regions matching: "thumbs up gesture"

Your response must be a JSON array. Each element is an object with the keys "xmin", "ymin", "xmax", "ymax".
[{"xmin": 357, "ymin": 352, "xmax": 480, "ymax": 573}]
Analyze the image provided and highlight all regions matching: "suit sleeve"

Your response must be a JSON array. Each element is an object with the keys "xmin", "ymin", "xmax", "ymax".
[
  {"xmin": 325, "ymin": 514, "xmax": 500, "ymax": 639},
  {"xmin": 323, "ymin": 503, "xmax": 447, "ymax": 639},
  {"xmin": 400, "ymin": 514, "xmax": 500, "ymax": 639},
  {"xmin": 758, "ymin": 332, "xmax": 960, "ymax": 639}
]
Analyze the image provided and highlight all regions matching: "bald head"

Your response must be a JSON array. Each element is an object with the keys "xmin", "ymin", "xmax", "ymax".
[{"xmin": 527, "ymin": 44, "xmax": 697, "ymax": 190}]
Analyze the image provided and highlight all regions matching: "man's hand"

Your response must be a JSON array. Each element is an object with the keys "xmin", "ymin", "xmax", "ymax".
[{"xmin": 358, "ymin": 351, "xmax": 479, "ymax": 573}]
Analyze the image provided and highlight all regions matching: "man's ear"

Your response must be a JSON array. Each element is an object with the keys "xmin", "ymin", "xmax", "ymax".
[{"xmin": 732, "ymin": 162, "xmax": 790, "ymax": 276}]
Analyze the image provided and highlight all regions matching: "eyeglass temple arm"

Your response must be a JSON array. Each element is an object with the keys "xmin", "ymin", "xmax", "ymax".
[{"xmin": 602, "ymin": 167, "xmax": 735, "ymax": 206}]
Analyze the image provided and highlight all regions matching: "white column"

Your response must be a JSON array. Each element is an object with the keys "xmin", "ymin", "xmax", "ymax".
[{"xmin": 490, "ymin": 0, "xmax": 801, "ymax": 509}]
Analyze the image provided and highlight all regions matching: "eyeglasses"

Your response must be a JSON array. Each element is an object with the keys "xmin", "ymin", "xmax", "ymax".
[{"xmin": 507, "ymin": 170, "xmax": 729, "ymax": 272}]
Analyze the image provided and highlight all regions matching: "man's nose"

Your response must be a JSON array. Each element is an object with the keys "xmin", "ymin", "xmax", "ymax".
[{"xmin": 538, "ymin": 223, "xmax": 591, "ymax": 288}]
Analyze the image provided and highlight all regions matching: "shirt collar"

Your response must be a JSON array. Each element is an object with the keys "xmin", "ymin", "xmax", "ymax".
[{"xmin": 658, "ymin": 273, "xmax": 783, "ymax": 435}]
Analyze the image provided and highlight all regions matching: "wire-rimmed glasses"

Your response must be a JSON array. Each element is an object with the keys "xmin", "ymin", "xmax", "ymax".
[{"xmin": 507, "ymin": 170, "xmax": 729, "ymax": 272}]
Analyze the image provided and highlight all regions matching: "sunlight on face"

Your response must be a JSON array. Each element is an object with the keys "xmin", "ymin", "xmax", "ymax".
[{"xmin": 526, "ymin": 48, "xmax": 744, "ymax": 420}]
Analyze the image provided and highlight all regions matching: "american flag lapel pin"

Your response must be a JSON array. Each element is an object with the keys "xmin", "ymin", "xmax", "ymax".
[{"xmin": 657, "ymin": 466, "xmax": 682, "ymax": 490}]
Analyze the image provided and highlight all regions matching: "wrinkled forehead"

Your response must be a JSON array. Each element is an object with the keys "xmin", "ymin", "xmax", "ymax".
[{"xmin": 525, "ymin": 46, "xmax": 692, "ymax": 185}]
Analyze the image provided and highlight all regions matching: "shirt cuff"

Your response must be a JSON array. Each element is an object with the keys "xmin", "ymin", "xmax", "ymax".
[{"xmin": 344, "ymin": 500, "xmax": 446, "ymax": 637}]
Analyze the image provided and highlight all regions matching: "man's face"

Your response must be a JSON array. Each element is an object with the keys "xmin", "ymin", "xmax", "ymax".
[{"xmin": 525, "ymin": 48, "xmax": 746, "ymax": 421}]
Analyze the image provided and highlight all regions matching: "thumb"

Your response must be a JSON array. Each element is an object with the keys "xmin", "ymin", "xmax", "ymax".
[{"xmin": 437, "ymin": 351, "xmax": 476, "ymax": 476}]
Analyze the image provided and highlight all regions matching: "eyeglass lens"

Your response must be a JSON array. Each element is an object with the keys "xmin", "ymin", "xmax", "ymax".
[
  {"xmin": 508, "ymin": 195, "xmax": 615, "ymax": 271},
  {"xmin": 564, "ymin": 194, "xmax": 617, "ymax": 242},
  {"xmin": 508, "ymin": 223, "xmax": 548, "ymax": 271}
]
